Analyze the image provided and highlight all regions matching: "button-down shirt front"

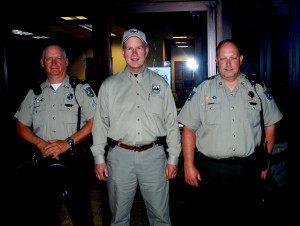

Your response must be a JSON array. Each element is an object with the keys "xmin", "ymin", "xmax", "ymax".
[
  {"xmin": 91, "ymin": 66, "xmax": 181, "ymax": 165},
  {"xmin": 15, "ymin": 75, "xmax": 97, "ymax": 141},
  {"xmin": 178, "ymin": 73, "xmax": 283, "ymax": 159}
]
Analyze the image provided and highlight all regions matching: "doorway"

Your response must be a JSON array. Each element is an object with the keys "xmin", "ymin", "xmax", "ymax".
[{"xmin": 174, "ymin": 61, "xmax": 194, "ymax": 108}]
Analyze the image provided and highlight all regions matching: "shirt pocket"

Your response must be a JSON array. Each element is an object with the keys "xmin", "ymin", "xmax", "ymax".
[
  {"xmin": 59, "ymin": 104, "xmax": 78, "ymax": 124},
  {"xmin": 204, "ymin": 102, "xmax": 221, "ymax": 125},
  {"xmin": 32, "ymin": 104, "xmax": 47, "ymax": 126},
  {"xmin": 244, "ymin": 101, "xmax": 261, "ymax": 127},
  {"xmin": 148, "ymin": 95, "xmax": 163, "ymax": 115}
]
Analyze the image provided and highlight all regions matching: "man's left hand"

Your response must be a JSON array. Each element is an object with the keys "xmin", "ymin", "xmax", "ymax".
[
  {"xmin": 261, "ymin": 165, "xmax": 270, "ymax": 180},
  {"xmin": 166, "ymin": 164, "xmax": 178, "ymax": 181},
  {"xmin": 44, "ymin": 140, "xmax": 70, "ymax": 160}
]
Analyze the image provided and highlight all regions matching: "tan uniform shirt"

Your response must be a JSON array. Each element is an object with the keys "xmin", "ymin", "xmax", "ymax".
[
  {"xmin": 91, "ymin": 66, "xmax": 181, "ymax": 165},
  {"xmin": 14, "ymin": 75, "xmax": 97, "ymax": 141},
  {"xmin": 178, "ymin": 73, "xmax": 283, "ymax": 159}
]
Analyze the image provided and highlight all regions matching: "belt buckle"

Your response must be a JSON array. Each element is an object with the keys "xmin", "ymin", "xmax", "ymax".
[{"xmin": 133, "ymin": 144, "xmax": 141, "ymax": 151}]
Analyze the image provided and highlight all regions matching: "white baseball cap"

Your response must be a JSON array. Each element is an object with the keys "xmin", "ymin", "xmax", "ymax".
[{"xmin": 122, "ymin": 28, "xmax": 148, "ymax": 47}]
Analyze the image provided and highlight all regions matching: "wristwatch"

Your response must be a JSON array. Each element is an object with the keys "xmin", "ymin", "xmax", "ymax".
[{"xmin": 67, "ymin": 137, "xmax": 75, "ymax": 147}]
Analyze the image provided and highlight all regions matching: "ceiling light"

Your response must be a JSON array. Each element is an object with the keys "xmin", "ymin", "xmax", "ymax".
[
  {"xmin": 178, "ymin": 46, "xmax": 189, "ymax": 48},
  {"xmin": 12, "ymin": 29, "xmax": 34, "ymax": 36},
  {"xmin": 61, "ymin": 16, "xmax": 88, "ymax": 20},
  {"xmin": 78, "ymin": 24, "xmax": 92, "ymax": 31},
  {"xmin": 173, "ymin": 36, "xmax": 188, "ymax": 39},
  {"xmin": 60, "ymin": 17, "xmax": 74, "ymax": 20},
  {"xmin": 32, "ymin": 36, "xmax": 50, "ymax": 39},
  {"xmin": 76, "ymin": 16, "xmax": 88, "ymax": 20}
]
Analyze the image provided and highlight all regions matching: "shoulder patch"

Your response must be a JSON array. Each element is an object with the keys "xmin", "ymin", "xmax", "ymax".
[
  {"xmin": 264, "ymin": 88, "xmax": 273, "ymax": 100},
  {"xmin": 84, "ymin": 87, "xmax": 95, "ymax": 97},
  {"xmin": 187, "ymin": 90, "xmax": 196, "ymax": 101}
]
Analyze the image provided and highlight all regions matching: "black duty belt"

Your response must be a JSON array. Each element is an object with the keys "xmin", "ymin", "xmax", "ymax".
[{"xmin": 199, "ymin": 152, "xmax": 256, "ymax": 165}]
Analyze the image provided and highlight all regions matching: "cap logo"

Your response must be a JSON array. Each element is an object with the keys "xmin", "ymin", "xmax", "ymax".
[
  {"xmin": 130, "ymin": 29, "xmax": 138, "ymax": 34},
  {"xmin": 122, "ymin": 28, "xmax": 147, "ymax": 47}
]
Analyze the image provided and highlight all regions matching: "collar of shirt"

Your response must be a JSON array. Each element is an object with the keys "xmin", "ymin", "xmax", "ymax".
[
  {"xmin": 42, "ymin": 75, "xmax": 70, "ymax": 90},
  {"xmin": 216, "ymin": 73, "xmax": 248, "ymax": 92},
  {"xmin": 124, "ymin": 65, "xmax": 147, "ymax": 79}
]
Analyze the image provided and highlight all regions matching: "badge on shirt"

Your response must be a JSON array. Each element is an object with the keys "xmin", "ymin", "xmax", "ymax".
[
  {"xmin": 248, "ymin": 91, "xmax": 254, "ymax": 99},
  {"xmin": 33, "ymin": 98, "xmax": 44, "ymax": 104},
  {"xmin": 84, "ymin": 87, "xmax": 94, "ymax": 97},
  {"xmin": 152, "ymin": 84, "xmax": 160, "ymax": 94},
  {"xmin": 67, "ymin": 93, "xmax": 73, "ymax": 100}
]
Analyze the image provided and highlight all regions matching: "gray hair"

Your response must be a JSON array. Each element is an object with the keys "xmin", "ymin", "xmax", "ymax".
[{"xmin": 41, "ymin": 45, "xmax": 67, "ymax": 60}]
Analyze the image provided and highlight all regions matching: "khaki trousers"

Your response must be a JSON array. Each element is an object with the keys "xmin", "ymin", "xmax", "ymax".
[{"xmin": 106, "ymin": 144, "xmax": 171, "ymax": 226}]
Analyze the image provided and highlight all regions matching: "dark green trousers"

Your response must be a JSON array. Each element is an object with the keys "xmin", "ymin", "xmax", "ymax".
[{"xmin": 197, "ymin": 153, "xmax": 263, "ymax": 221}]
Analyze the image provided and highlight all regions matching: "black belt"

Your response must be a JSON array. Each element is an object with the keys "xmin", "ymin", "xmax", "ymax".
[{"xmin": 199, "ymin": 152, "xmax": 256, "ymax": 165}]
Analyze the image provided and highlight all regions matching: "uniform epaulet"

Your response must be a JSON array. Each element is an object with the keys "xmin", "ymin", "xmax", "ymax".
[
  {"xmin": 69, "ymin": 76, "xmax": 85, "ymax": 88},
  {"xmin": 246, "ymin": 73, "xmax": 264, "ymax": 88},
  {"xmin": 32, "ymin": 82, "xmax": 42, "ymax": 95},
  {"xmin": 206, "ymin": 75, "xmax": 216, "ymax": 80},
  {"xmin": 246, "ymin": 73, "xmax": 273, "ymax": 100}
]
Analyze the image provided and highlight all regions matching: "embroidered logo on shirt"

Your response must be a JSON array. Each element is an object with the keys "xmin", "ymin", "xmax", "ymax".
[
  {"xmin": 84, "ymin": 87, "xmax": 95, "ymax": 97},
  {"xmin": 187, "ymin": 91, "xmax": 196, "ymax": 101},
  {"xmin": 264, "ymin": 88, "xmax": 273, "ymax": 100},
  {"xmin": 152, "ymin": 84, "xmax": 160, "ymax": 94}
]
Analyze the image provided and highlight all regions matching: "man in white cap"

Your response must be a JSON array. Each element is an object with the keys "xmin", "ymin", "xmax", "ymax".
[{"xmin": 91, "ymin": 28, "xmax": 181, "ymax": 225}]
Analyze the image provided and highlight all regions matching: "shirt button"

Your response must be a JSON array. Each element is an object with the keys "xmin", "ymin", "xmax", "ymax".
[
  {"xmin": 137, "ymin": 93, "xmax": 139, "ymax": 95},
  {"xmin": 232, "ymin": 148, "xmax": 235, "ymax": 151},
  {"xmin": 53, "ymin": 116, "xmax": 56, "ymax": 120},
  {"xmin": 232, "ymin": 134, "xmax": 235, "ymax": 137},
  {"xmin": 137, "ymin": 106, "xmax": 140, "ymax": 108},
  {"xmin": 231, "ymin": 106, "xmax": 234, "ymax": 110},
  {"xmin": 137, "ymin": 132, "xmax": 140, "ymax": 135}
]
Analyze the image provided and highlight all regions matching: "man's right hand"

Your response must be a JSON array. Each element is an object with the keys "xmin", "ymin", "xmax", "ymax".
[
  {"xmin": 95, "ymin": 163, "xmax": 109, "ymax": 181},
  {"xmin": 184, "ymin": 164, "xmax": 201, "ymax": 187}
]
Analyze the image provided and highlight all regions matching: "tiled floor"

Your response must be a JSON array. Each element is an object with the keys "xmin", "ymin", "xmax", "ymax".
[
  {"xmin": 59, "ymin": 168, "xmax": 292, "ymax": 226},
  {"xmin": 59, "ymin": 181, "xmax": 104, "ymax": 226},
  {"xmin": 16, "ymin": 158, "xmax": 293, "ymax": 226},
  {"xmin": 59, "ymin": 178, "xmax": 177, "ymax": 226},
  {"xmin": 59, "ymin": 173, "xmax": 184, "ymax": 226}
]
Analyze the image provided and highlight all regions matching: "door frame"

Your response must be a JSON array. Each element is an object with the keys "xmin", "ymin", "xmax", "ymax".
[{"xmin": 114, "ymin": 1, "xmax": 217, "ymax": 77}]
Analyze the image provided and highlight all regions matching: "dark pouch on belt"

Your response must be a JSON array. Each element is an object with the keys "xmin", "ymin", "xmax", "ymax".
[{"xmin": 254, "ymin": 144, "xmax": 271, "ymax": 171}]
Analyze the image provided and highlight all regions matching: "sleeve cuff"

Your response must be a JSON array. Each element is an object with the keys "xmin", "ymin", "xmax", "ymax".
[
  {"xmin": 167, "ymin": 155, "xmax": 179, "ymax": 166},
  {"xmin": 93, "ymin": 154, "xmax": 106, "ymax": 164}
]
